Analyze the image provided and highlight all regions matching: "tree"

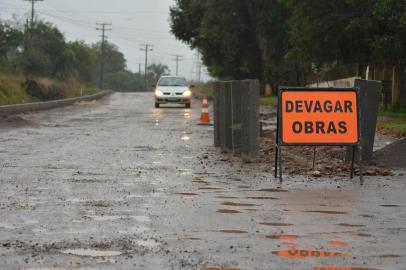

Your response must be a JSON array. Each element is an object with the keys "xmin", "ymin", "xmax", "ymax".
[
  {"xmin": 0, "ymin": 22, "xmax": 24, "ymax": 72},
  {"xmin": 148, "ymin": 63, "xmax": 169, "ymax": 83},
  {"xmin": 92, "ymin": 41, "xmax": 126, "ymax": 78},
  {"xmin": 68, "ymin": 41, "xmax": 97, "ymax": 83},
  {"xmin": 22, "ymin": 21, "xmax": 71, "ymax": 78},
  {"xmin": 170, "ymin": 0, "xmax": 293, "ymax": 95}
]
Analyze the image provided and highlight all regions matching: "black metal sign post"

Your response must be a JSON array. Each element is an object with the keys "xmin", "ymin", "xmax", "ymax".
[{"xmin": 274, "ymin": 87, "xmax": 364, "ymax": 185}]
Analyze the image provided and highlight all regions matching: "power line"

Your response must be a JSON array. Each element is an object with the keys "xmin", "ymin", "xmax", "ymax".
[
  {"xmin": 23, "ymin": 0, "xmax": 43, "ymax": 26},
  {"xmin": 140, "ymin": 44, "xmax": 153, "ymax": 90},
  {"xmin": 96, "ymin": 22, "xmax": 112, "ymax": 90},
  {"xmin": 171, "ymin": 54, "xmax": 183, "ymax": 76}
]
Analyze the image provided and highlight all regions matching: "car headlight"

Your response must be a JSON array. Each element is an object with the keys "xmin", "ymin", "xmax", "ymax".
[
  {"xmin": 183, "ymin": 90, "xmax": 192, "ymax": 97},
  {"xmin": 155, "ymin": 90, "xmax": 164, "ymax": 97}
]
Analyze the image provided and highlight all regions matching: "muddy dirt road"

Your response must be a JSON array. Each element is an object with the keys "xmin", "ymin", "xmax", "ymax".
[{"xmin": 0, "ymin": 93, "xmax": 405, "ymax": 270}]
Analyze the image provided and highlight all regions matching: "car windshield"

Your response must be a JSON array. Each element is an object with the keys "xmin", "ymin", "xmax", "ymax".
[{"xmin": 157, "ymin": 77, "xmax": 188, "ymax": 87}]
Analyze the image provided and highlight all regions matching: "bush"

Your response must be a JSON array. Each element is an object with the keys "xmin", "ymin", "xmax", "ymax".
[{"xmin": 23, "ymin": 78, "xmax": 64, "ymax": 101}]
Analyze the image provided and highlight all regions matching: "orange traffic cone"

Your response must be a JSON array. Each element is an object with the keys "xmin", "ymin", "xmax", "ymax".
[{"xmin": 199, "ymin": 97, "xmax": 212, "ymax": 125}]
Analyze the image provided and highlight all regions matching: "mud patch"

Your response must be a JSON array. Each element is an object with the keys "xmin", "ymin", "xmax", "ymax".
[
  {"xmin": 215, "ymin": 230, "xmax": 248, "ymax": 234},
  {"xmin": 84, "ymin": 201, "xmax": 112, "ymax": 208},
  {"xmin": 177, "ymin": 193, "xmax": 199, "ymax": 196},
  {"xmin": 335, "ymin": 223, "xmax": 364, "ymax": 228},
  {"xmin": 60, "ymin": 249, "xmax": 122, "ymax": 257},
  {"xmin": 199, "ymin": 187, "xmax": 223, "ymax": 190},
  {"xmin": 359, "ymin": 214, "xmax": 374, "ymax": 218},
  {"xmin": 246, "ymin": 196, "xmax": 279, "ymax": 200},
  {"xmin": 305, "ymin": 210, "xmax": 348, "ymax": 215},
  {"xmin": 217, "ymin": 209, "xmax": 241, "ymax": 214},
  {"xmin": 193, "ymin": 180, "xmax": 209, "ymax": 185},
  {"xmin": 314, "ymin": 267, "xmax": 379, "ymax": 270},
  {"xmin": 272, "ymin": 249, "xmax": 348, "ymax": 259},
  {"xmin": 266, "ymin": 235, "xmax": 298, "ymax": 240},
  {"xmin": 328, "ymin": 240, "xmax": 350, "ymax": 247},
  {"xmin": 354, "ymin": 233, "xmax": 371, "ymax": 237},
  {"xmin": 259, "ymin": 222, "xmax": 293, "ymax": 226},
  {"xmin": 258, "ymin": 188, "xmax": 288, "ymax": 192},
  {"xmin": 181, "ymin": 237, "xmax": 201, "ymax": 240},
  {"xmin": 222, "ymin": 202, "xmax": 257, "ymax": 207},
  {"xmin": 374, "ymin": 254, "xmax": 402, "ymax": 258}
]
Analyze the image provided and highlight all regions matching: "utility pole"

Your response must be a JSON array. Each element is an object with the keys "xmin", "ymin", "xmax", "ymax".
[
  {"xmin": 96, "ymin": 22, "xmax": 112, "ymax": 90},
  {"xmin": 197, "ymin": 51, "xmax": 202, "ymax": 83},
  {"xmin": 171, "ymin": 54, "xmax": 183, "ymax": 76},
  {"xmin": 138, "ymin": 63, "xmax": 142, "ymax": 74},
  {"xmin": 23, "ymin": 0, "xmax": 43, "ymax": 27},
  {"xmin": 140, "ymin": 44, "xmax": 153, "ymax": 90}
]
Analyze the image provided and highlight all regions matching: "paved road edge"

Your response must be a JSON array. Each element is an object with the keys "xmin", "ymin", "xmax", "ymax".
[{"xmin": 0, "ymin": 90, "xmax": 113, "ymax": 116}]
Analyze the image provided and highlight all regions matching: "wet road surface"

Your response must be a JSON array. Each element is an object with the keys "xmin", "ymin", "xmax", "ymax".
[{"xmin": 0, "ymin": 93, "xmax": 405, "ymax": 270}]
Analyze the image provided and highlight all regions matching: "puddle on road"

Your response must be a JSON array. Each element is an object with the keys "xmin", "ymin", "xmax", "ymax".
[
  {"xmin": 193, "ymin": 180, "xmax": 209, "ymax": 185},
  {"xmin": 217, "ymin": 209, "xmax": 241, "ymax": 214},
  {"xmin": 181, "ymin": 237, "xmax": 202, "ymax": 240},
  {"xmin": 266, "ymin": 235, "xmax": 298, "ymax": 240},
  {"xmin": 359, "ymin": 214, "xmax": 374, "ymax": 218},
  {"xmin": 222, "ymin": 202, "xmax": 257, "ymax": 207},
  {"xmin": 380, "ymin": 204, "xmax": 402, "ymax": 207},
  {"xmin": 259, "ymin": 222, "xmax": 293, "ymax": 226},
  {"xmin": 238, "ymin": 185, "xmax": 250, "ymax": 189},
  {"xmin": 374, "ymin": 254, "xmax": 402, "ymax": 258},
  {"xmin": 82, "ymin": 215, "xmax": 150, "ymax": 222},
  {"xmin": 314, "ymin": 267, "xmax": 379, "ymax": 270},
  {"xmin": 181, "ymin": 134, "xmax": 191, "ymax": 141},
  {"xmin": 354, "ymin": 232, "xmax": 371, "ymax": 237},
  {"xmin": 272, "ymin": 249, "xmax": 348, "ymax": 259},
  {"xmin": 199, "ymin": 187, "xmax": 223, "ymax": 190},
  {"xmin": 177, "ymin": 192, "xmax": 199, "ymax": 196},
  {"xmin": 215, "ymin": 230, "xmax": 248, "ymax": 234},
  {"xmin": 329, "ymin": 240, "xmax": 350, "ymax": 247},
  {"xmin": 305, "ymin": 210, "xmax": 348, "ymax": 215},
  {"xmin": 61, "ymin": 249, "xmax": 122, "ymax": 257},
  {"xmin": 258, "ymin": 188, "xmax": 288, "ymax": 192},
  {"xmin": 335, "ymin": 223, "xmax": 364, "ymax": 228},
  {"xmin": 246, "ymin": 196, "xmax": 279, "ymax": 200}
]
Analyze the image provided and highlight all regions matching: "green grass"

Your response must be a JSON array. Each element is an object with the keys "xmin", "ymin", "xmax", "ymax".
[
  {"xmin": 0, "ymin": 73, "xmax": 38, "ymax": 105},
  {"xmin": 377, "ymin": 111, "xmax": 406, "ymax": 137},
  {"xmin": 192, "ymin": 83, "xmax": 213, "ymax": 98},
  {"xmin": 0, "ymin": 72, "xmax": 99, "ymax": 106},
  {"xmin": 260, "ymin": 96, "xmax": 278, "ymax": 107}
]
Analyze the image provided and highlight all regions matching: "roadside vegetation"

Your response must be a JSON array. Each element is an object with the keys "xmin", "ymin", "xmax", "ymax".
[
  {"xmin": 377, "ymin": 110, "xmax": 406, "ymax": 137},
  {"xmin": 192, "ymin": 83, "xmax": 213, "ymax": 98},
  {"xmin": 170, "ymin": 0, "xmax": 406, "ymax": 110},
  {"xmin": 259, "ymin": 96, "xmax": 278, "ymax": 107},
  {"xmin": 0, "ymin": 19, "xmax": 168, "ymax": 105}
]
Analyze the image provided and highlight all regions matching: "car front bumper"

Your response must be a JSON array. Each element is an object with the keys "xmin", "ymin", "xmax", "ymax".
[{"xmin": 155, "ymin": 97, "xmax": 191, "ymax": 104}]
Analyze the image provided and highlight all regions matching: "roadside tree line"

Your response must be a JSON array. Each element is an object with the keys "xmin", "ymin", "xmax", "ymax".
[
  {"xmin": 170, "ymin": 0, "xmax": 406, "ymax": 109},
  {"xmin": 0, "ymin": 19, "xmax": 169, "ymax": 94}
]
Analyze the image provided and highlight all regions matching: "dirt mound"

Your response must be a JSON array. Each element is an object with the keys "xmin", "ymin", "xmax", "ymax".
[
  {"xmin": 0, "ymin": 115, "xmax": 32, "ymax": 128},
  {"xmin": 260, "ymin": 130, "xmax": 393, "ymax": 177},
  {"xmin": 371, "ymin": 140, "xmax": 406, "ymax": 168}
]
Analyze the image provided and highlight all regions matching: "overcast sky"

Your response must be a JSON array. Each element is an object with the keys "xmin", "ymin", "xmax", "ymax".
[{"xmin": 0, "ymin": 0, "xmax": 208, "ymax": 81}]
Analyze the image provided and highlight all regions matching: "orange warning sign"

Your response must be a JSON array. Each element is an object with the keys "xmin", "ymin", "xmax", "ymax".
[{"xmin": 279, "ymin": 89, "xmax": 359, "ymax": 145}]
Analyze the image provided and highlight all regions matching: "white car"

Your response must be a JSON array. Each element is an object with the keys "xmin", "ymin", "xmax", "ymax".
[{"xmin": 154, "ymin": 76, "xmax": 193, "ymax": 108}]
